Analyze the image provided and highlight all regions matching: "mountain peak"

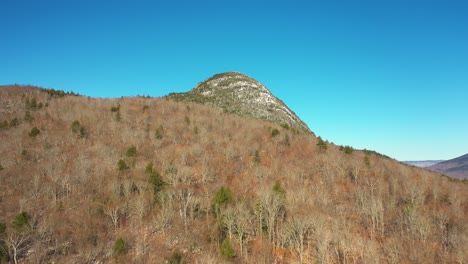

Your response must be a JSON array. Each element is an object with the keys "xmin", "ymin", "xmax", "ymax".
[
  {"xmin": 167, "ymin": 72, "xmax": 311, "ymax": 133},
  {"xmin": 193, "ymin": 72, "xmax": 268, "ymax": 93}
]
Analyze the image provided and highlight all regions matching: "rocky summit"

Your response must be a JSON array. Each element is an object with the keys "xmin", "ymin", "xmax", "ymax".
[{"xmin": 166, "ymin": 72, "xmax": 311, "ymax": 133}]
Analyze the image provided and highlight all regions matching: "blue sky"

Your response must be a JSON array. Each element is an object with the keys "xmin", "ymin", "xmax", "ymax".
[{"xmin": 2, "ymin": 0, "xmax": 467, "ymax": 161}]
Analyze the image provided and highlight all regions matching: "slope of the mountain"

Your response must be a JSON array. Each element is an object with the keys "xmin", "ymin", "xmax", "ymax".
[
  {"xmin": 166, "ymin": 72, "xmax": 311, "ymax": 133},
  {"xmin": 427, "ymin": 153, "xmax": 468, "ymax": 179},
  {"xmin": 0, "ymin": 84, "xmax": 467, "ymax": 263},
  {"xmin": 403, "ymin": 160, "xmax": 444, "ymax": 168}
]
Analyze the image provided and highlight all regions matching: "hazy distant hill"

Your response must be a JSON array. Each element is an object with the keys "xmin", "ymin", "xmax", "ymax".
[
  {"xmin": 403, "ymin": 160, "xmax": 444, "ymax": 168},
  {"xmin": 0, "ymin": 83, "xmax": 467, "ymax": 263},
  {"xmin": 427, "ymin": 153, "xmax": 468, "ymax": 179}
]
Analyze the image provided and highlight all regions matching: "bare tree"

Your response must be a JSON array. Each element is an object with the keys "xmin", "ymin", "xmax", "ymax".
[
  {"xmin": 104, "ymin": 206, "xmax": 120, "ymax": 229},
  {"xmin": 131, "ymin": 193, "xmax": 150, "ymax": 225},
  {"xmin": 221, "ymin": 206, "xmax": 236, "ymax": 241},
  {"xmin": 154, "ymin": 205, "xmax": 172, "ymax": 235},
  {"xmin": 233, "ymin": 202, "xmax": 253, "ymax": 258},
  {"xmin": 355, "ymin": 188, "xmax": 385, "ymax": 239},
  {"xmin": 260, "ymin": 190, "xmax": 285, "ymax": 245},
  {"xmin": 174, "ymin": 187, "xmax": 194, "ymax": 231},
  {"xmin": 3, "ymin": 232, "xmax": 31, "ymax": 264},
  {"xmin": 281, "ymin": 217, "xmax": 311, "ymax": 264},
  {"xmin": 309, "ymin": 215, "xmax": 330, "ymax": 264}
]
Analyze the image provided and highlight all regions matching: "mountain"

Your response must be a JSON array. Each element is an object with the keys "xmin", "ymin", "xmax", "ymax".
[
  {"xmin": 427, "ymin": 153, "xmax": 468, "ymax": 179},
  {"xmin": 0, "ymin": 84, "xmax": 467, "ymax": 263},
  {"xmin": 403, "ymin": 160, "xmax": 444, "ymax": 168},
  {"xmin": 166, "ymin": 72, "xmax": 311, "ymax": 133}
]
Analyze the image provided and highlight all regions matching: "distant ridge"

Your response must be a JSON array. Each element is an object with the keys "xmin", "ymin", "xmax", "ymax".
[
  {"xmin": 166, "ymin": 72, "xmax": 311, "ymax": 133},
  {"xmin": 427, "ymin": 153, "xmax": 468, "ymax": 179},
  {"xmin": 403, "ymin": 160, "xmax": 444, "ymax": 168}
]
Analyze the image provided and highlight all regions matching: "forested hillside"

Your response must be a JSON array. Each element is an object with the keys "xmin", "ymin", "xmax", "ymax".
[{"xmin": 0, "ymin": 85, "xmax": 466, "ymax": 263}]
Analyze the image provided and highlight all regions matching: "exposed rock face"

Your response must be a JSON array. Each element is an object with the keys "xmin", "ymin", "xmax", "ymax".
[{"xmin": 166, "ymin": 72, "xmax": 311, "ymax": 133}]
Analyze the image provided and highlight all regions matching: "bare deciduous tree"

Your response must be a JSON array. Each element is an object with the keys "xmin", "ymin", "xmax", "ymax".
[
  {"xmin": 221, "ymin": 206, "xmax": 236, "ymax": 241},
  {"xmin": 104, "ymin": 206, "xmax": 120, "ymax": 229},
  {"xmin": 174, "ymin": 188, "xmax": 195, "ymax": 231},
  {"xmin": 281, "ymin": 217, "xmax": 311, "ymax": 264},
  {"xmin": 234, "ymin": 202, "xmax": 253, "ymax": 258},
  {"xmin": 259, "ymin": 190, "xmax": 285, "ymax": 245},
  {"xmin": 3, "ymin": 232, "xmax": 31, "ymax": 264}
]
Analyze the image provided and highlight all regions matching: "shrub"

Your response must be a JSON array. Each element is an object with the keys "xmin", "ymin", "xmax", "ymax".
[
  {"xmin": 29, "ymin": 127, "xmax": 40, "ymax": 137},
  {"xmin": 117, "ymin": 159, "xmax": 129, "ymax": 171},
  {"xmin": 0, "ymin": 120, "xmax": 8, "ymax": 130},
  {"xmin": 271, "ymin": 128, "xmax": 280, "ymax": 137},
  {"xmin": 253, "ymin": 150, "xmax": 261, "ymax": 163},
  {"xmin": 212, "ymin": 187, "xmax": 233, "ymax": 216},
  {"xmin": 113, "ymin": 237, "xmax": 127, "ymax": 255},
  {"xmin": 30, "ymin": 98, "xmax": 37, "ymax": 109},
  {"xmin": 213, "ymin": 187, "xmax": 233, "ymax": 207},
  {"xmin": 165, "ymin": 163, "xmax": 178, "ymax": 175},
  {"xmin": 24, "ymin": 97, "xmax": 45, "ymax": 110},
  {"xmin": 281, "ymin": 123, "xmax": 290, "ymax": 130},
  {"xmin": 364, "ymin": 156, "xmax": 371, "ymax": 167},
  {"xmin": 167, "ymin": 251, "xmax": 186, "ymax": 264},
  {"xmin": 149, "ymin": 170, "xmax": 166, "ymax": 195},
  {"xmin": 145, "ymin": 162, "xmax": 154, "ymax": 173},
  {"xmin": 126, "ymin": 146, "xmax": 137, "ymax": 157},
  {"xmin": 0, "ymin": 221, "xmax": 7, "ymax": 262},
  {"xmin": 111, "ymin": 104, "xmax": 121, "ymax": 121},
  {"xmin": 344, "ymin": 146, "xmax": 354, "ymax": 154},
  {"xmin": 12, "ymin": 212, "xmax": 30, "ymax": 229},
  {"xmin": 24, "ymin": 111, "xmax": 34, "ymax": 122},
  {"xmin": 220, "ymin": 238, "xmax": 235, "ymax": 258},
  {"xmin": 79, "ymin": 127, "xmax": 88, "ymax": 138},
  {"xmin": 111, "ymin": 104, "xmax": 120, "ymax": 113},
  {"xmin": 26, "ymin": 97, "xmax": 38, "ymax": 110},
  {"xmin": 272, "ymin": 180, "xmax": 286, "ymax": 197},
  {"xmin": 283, "ymin": 134, "xmax": 290, "ymax": 146},
  {"xmin": 9, "ymin": 118, "xmax": 19, "ymax": 127},
  {"xmin": 155, "ymin": 125, "xmax": 164, "ymax": 139},
  {"xmin": 71, "ymin": 120, "xmax": 81, "ymax": 133},
  {"xmin": 0, "ymin": 221, "xmax": 5, "ymax": 234},
  {"xmin": 316, "ymin": 137, "xmax": 328, "ymax": 152},
  {"xmin": 0, "ymin": 242, "xmax": 8, "ymax": 262},
  {"xmin": 0, "ymin": 163, "xmax": 3, "ymax": 171}
]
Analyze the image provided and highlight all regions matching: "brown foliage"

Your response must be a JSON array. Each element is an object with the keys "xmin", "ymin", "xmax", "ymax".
[{"xmin": 0, "ymin": 85, "xmax": 467, "ymax": 263}]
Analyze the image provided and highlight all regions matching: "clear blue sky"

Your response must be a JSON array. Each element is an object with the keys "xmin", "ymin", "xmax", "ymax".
[{"xmin": 2, "ymin": 0, "xmax": 467, "ymax": 161}]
